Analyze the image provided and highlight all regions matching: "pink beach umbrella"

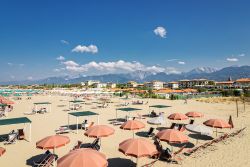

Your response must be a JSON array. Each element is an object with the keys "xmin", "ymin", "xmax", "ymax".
[{"xmin": 185, "ymin": 111, "xmax": 203, "ymax": 118}]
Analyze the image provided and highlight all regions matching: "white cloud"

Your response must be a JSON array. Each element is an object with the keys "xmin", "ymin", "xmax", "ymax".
[
  {"xmin": 178, "ymin": 61, "xmax": 186, "ymax": 65},
  {"xmin": 226, "ymin": 58, "xmax": 238, "ymax": 62},
  {"xmin": 27, "ymin": 76, "xmax": 33, "ymax": 80},
  {"xmin": 166, "ymin": 59, "xmax": 179, "ymax": 62},
  {"xmin": 154, "ymin": 26, "xmax": 167, "ymax": 38},
  {"xmin": 63, "ymin": 60, "xmax": 79, "ymax": 67},
  {"xmin": 61, "ymin": 60, "xmax": 169, "ymax": 75},
  {"xmin": 238, "ymin": 53, "xmax": 245, "ymax": 57},
  {"xmin": 72, "ymin": 44, "xmax": 98, "ymax": 54},
  {"xmin": 56, "ymin": 56, "xmax": 65, "ymax": 61},
  {"xmin": 7, "ymin": 63, "xmax": 13, "ymax": 66},
  {"xmin": 60, "ymin": 40, "xmax": 69, "ymax": 45}
]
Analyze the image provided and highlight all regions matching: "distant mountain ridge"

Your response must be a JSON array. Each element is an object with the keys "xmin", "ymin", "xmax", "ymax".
[{"xmin": 1, "ymin": 66, "xmax": 250, "ymax": 85}]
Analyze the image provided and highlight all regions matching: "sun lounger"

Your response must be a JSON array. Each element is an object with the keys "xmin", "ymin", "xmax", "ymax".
[
  {"xmin": 33, "ymin": 151, "xmax": 58, "ymax": 167},
  {"xmin": 55, "ymin": 126, "xmax": 71, "ymax": 134},
  {"xmin": 24, "ymin": 110, "xmax": 37, "ymax": 115},
  {"xmin": 147, "ymin": 127, "xmax": 155, "ymax": 137},
  {"xmin": 4, "ymin": 133, "xmax": 18, "ymax": 145},
  {"xmin": 72, "ymin": 140, "xmax": 83, "ymax": 150},
  {"xmin": 0, "ymin": 111, "xmax": 6, "ymax": 118},
  {"xmin": 137, "ymin": 113, "xmax": 146, "ymax": 119}
]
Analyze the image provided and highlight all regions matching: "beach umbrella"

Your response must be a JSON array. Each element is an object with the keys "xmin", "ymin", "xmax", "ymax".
[
  {"xmin": 57, "ymin": 148, "xmax": 108, "ymax": 167},
  {"xmin": 85, "ymin": 125, "xmax": 115, "ymax": 148},
  {"xmin": 185, "ymin": 111, "xmax": 203, "ymax": 118},
  {"xmin": 36, "ymin": 135, "xmax": 70, "ymax": 153},
  {"xmin": 156, "ymin": 129, "xmax": 189, "ymax": 143},
  {"xmin": 156, "ymin": 129, "xmax": 188, "ymax": 151},
  {"xmin": 0, "ymin": 147, "xmax": 6, "ymax": 156},
  {"xmin": 228, "ymin": 115, "xmax": 234, "ymax": 128},
  {"xmin": 119, "ymin": 138, "xmax": 158, "ymax": 167},
  {"xmin": 168, "ymin": 113, "xmax": 188, "ymax": 120},
  {"xmin": 120, "ymin": 120, "xmax": 145, "ymax": 138},
  {"xmin": 203, "ymin": 119, "xmax": 231, "ymax": 136}
]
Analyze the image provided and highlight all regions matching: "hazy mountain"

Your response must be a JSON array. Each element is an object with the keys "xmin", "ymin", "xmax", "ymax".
[
  {"xmin": 1, "ymin": 66, "xmax": 250, "ymax": 85},
  {"xmin": 187, "ymin": 67, "xmax": 218, "ymax": 75}
]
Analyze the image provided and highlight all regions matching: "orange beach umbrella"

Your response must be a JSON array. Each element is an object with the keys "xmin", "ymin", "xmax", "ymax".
[
  {"xmin": 84, "ymin": 125, "xmax": 115, "ymax": 138},
  {"xmin": 120, "ymin": 120, "xmax": 145, "ymax": 138},
  {"xmin": 36, "ymin": 135, "xmax": 70, "ymax": 153},
  {"xmin": 203, "ymin": 119, "xmax": 231, "ymax": 136},
  {"xmin": 185, "ymin": 111, "xmax": 203, "ymax": 118},
  {"xmin": 168, "ymin": 113, "xmax": 188, "ymax": 120},
  {"xmin": 119, "ymin": 138, "xmax": 158, "ymax": 166},
  {"xmin": 57, "ymin": 148, "xmax": 108, "ymax": 167},
  {"xmin": 156, "ymin": 129, "xmax": 189, "ymax": 144}
]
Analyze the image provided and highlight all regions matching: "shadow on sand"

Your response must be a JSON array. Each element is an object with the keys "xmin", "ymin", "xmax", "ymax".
[{"xmin": 108, "ymin": 158, "xmax": 135, "ymax": 167}]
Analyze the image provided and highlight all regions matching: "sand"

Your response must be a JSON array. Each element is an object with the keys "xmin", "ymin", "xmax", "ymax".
[{"xmin": 0, "ymin": 95, "xmax": 250, "ymax": 167}]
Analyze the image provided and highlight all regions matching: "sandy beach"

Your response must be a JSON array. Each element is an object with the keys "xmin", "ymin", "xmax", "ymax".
[{"xmin": 0, "ymin": 95, "xmax": 250, "ymax": 167}]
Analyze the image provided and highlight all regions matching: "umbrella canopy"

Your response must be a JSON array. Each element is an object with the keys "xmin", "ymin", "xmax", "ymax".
[
  {"xmin": 168, "ymin": 113, "xmax": 188, "ymax": 120},
  {"xmin": 185, "ymin": 124, "xmax": 213, "ymax": 136},
  {"xmin": 119, "ymin": 138, "xmax": 158, "ymax": 158},
  {"xmin": 120, "ymin": 120, "xmax": 145, "ymax": 130},
  {"xmin": 203, "ymin": 119, "xmax": 231, "ymax": 129},
  {"xmin": 185, "ymin": 112, "xmax": 203, "ymax": 118},
  {"xmin": 36, "ymin": 135, "xmax": 70, "ymax": 150},
  {"xmin": 57, "ymin": 148, "xmax": 108, "ymax": 167},
  {"xmin": 84, "ymin": 125, "xmax": 115, "ymax": 138},
  {"xmin": 156, "ymin": 129, "xmax": 189, "ymax": 143}
]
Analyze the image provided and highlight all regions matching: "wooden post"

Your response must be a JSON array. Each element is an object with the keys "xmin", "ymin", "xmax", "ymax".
[{"xmin": 236, "ymin": 100, "xmax": 239, "ymax": 118}]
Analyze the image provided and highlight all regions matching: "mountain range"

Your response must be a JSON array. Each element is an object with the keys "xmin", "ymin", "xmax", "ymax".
[{"xmin": 1, "ymin": 66, "xmax": 250, "ymax": 85}]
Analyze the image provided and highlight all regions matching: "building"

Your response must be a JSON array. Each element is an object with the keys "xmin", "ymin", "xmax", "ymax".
[
  {"xmin": 107, "ymin": 82, "xmax": 116, "ymax": 88},
  {"xmin": 144, "ymin": 80, "xmax": 164, "ymax": 90},
  {"xmin": 215, "ymin": 81, "xmax": 234, "ymax": 89},
  {"xmin": 178, "ymin": 79, "xmax": 209, "ymax": 88},
  {"xmin": 153, "ymin": 88, "xmax": 197, "ymax": 98},
  {"xmin": 84, "ymin": 80, "xmax": 100, "ymax": 86},
  {"xmin": 167, "ymin": 82, "xmax": 179, "ymax": 89},
  {"xmin": 127, "ymin": 81, "xmax": 138, "ymax": 88},
  {"xmin": 235, "ymin": 78, "xmax": 250, "ymax": 88},
  {"xmin": 92, "ymin": 83, "xmax": 107, "ymax": 88}
]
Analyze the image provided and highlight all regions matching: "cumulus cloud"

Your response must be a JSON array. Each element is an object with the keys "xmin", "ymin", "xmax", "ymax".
[
  {"xmin": 154, "ymin": 26, "xmax": 167, "ymax": 38},
  {"xmin": 56, "ymin": 56, "xmax": 65, "ymax": 61},
  {"xmin": 226, "ymin": 58, "xmax": 238, "ymax": 62},
  {"xmin": 61, "ymin": 60, "xmax": 170, "ymax": 75},
  {"xmin": 72, "ymin": 44, "xmax": 98, "ymax": 54},
  {"xmin": 165, "ymin": 67, "xmax": 181, "ymax": 74},
  {"xmin": 178, "ymin": 61, "xmax": 186, "ymax": 65},
  {"xmin": 60, "ymin": 40, "xmax": 69, "ymax": 45}
]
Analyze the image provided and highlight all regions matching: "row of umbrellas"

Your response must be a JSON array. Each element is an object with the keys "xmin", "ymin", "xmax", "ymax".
[{"xmin": 35, "ymin": 111, "xmax": 232, "ymax": 167}]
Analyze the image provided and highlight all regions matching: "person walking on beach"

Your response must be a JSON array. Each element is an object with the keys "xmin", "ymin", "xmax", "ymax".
[{"xmin": 184, "ymin": 98, "xmax": 188, "ymax": 104}]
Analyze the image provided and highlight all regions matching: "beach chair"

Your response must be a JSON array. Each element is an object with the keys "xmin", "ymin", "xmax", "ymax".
[
  {"xmin": 18, "ymin": 129, "xmax": 25, "ymax": 140},
  {"xmin": 55, "ymin": 126, "xmax": 71, "ymax": 134},
  {"xmin": 168, "ymin": 145, "xmax": 186, "ymax": 164},
  {"xmin": 4, "ymin": 133, "xmax": 18, "ymax": 145},
  {"xmin": 33, "ymin": 150, "xmax": 51, "ymax": 166},
  {"xmin": 72, "ymin": 140, "xmax": 83, "ymax": 150},
  {"xmin": 189, "ymin": 119, "xmax": 195, "ymax": 124},
  {"xmin": 24, "ymin": 109, "xmax": 36, "ymax": 115},
  {"xmin": 82, "ymin": 120, "xmax": 89, "ymax": 130},
  {"xmin": 169, "ymin": 123, "xmax": 177, "ymax": 129},
  {"xmin": 91, "ymin": 138, "xmax": 100, "ymax": 151},
  {"xmin": 178, "ymin": 124, "xmax": 186, "ymax": 132},
  {"xmin": 0, "ymin": 111, "xmax": 6, "ymax": 118},
  {"xmin": 33, "ymin": 152, "xmax": 57, "ymax": 167},
  {"xmin": 146, "ymin": 127, "xmax": 155, "ymax": 137}
]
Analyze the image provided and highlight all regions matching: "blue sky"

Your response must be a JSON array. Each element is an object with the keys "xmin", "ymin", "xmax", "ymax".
[{"xmin": 0, "ymin": 0, "xmax": 249, "ymax": 81}]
